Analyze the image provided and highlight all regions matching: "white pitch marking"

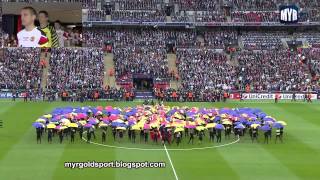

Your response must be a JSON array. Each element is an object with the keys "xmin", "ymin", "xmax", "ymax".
[
  {"xmin": 81, "ymin": 132, "xmax": 240, "ymax": 151},
  {"xmin": 163, "ymin": 143, "xmax": 179, "ymax": 180}
]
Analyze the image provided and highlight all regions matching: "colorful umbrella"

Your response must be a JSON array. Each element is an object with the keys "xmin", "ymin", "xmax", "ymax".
[
  {"xmin": 174, "ymin": 127, "xmax": 184, "ymax": 133},
  {"xmin": 144, "ymin": 124, "xmax": 151, "ymax": 130},
  {"xmin": 116, "ymin": 127, "xmax": 126, "ymax": 130},
  {"xmin": 196, "ymin": 126, "xmax": 206, "ymax": 131},
  {"xmin": 68, "ymin": 123, "xmax": 78, "ymax": 128},
  {"xmin": 206, "ymin": 123, "xmax": 216, "ymax": 128},
  {"xmin": 251, "ymin": 124, "xmax": 261, "ymax": 129},
  {"xmin": 47, "ymin": 124, "xmax": 56, "ymax": 129},
  {"xmin": 36, "ymin": 118, "xmax": 46, "ymax": 123},
  {"xmin": 277, "ymin": 121, "xmax": 287, "ymax": 126},
  {"xmin": 215, "ymin": 124, "xmax": 225, "ymax": 130},
  {"xmin": 32, "ymin": 122, "xmax": 44, "ymax": 128},
  {"xmin": 84, "ymin": 124, "xmax": 93, "ymax": 128},
  {"xmin": 98, "ymin": 122, "xmax": 109, "ymax": 128},
  {"xmin": 273, "ymin": 123, "xmax": 284, "ymax": 129},
  {"xmin": 185, "ymin": 125, "xmax": 196, "ymax": 129},
  {"xmin": 260, "ymin": 125, "xmax": 271, "ymax": 131},
  {"xmin": 43, "ymin": 114, "xmax": 52, "ymax": 118},
  {"xmin": 131, "ymin": 124, "xmax": 141, "ymax": 130},
  {"xmin": 234, "ymin": 124, "xmax": 245, "ymax": 129}
]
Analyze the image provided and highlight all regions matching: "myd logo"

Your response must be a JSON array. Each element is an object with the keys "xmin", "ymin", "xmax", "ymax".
[{"xmin": 279, "ymin": 5, "xmax": 299, "ymax": 23}]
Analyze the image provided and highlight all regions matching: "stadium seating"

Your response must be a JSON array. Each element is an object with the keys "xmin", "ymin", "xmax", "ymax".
[
  {"xmin": 0, "ymin": 48, "xmax": 42, "ymax": 89},
  {"xmin": 47, "ymin": 48, "xmax": 104, "ymax": 90}
]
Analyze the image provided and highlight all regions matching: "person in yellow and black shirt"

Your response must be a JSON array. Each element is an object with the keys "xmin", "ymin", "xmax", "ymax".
[{"xmin": 38, "ymin": 10, "xmax": 59, "ymax": 47}]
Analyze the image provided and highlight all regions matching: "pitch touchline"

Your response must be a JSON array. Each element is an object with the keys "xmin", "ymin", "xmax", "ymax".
[{"xmin": 81, "ymin": 132, "xmax": 240, "ymax": 151}]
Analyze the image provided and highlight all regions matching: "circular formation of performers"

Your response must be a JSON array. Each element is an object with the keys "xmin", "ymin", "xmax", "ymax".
[{"xmin": 32, "ymin": 105, "xmax": 287, "ymax": 146}]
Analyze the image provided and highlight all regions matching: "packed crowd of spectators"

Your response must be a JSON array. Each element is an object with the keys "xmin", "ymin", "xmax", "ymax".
[
  {"xmin": 171, "ymin": 0, "xmax": 221, "ymax": 11},
  {"xmin": 0, "ymin": 48, "xmax": 42, "ymax": 89},
  {"xmin": 241, "ymin": 32, "xmax": 288, "ymax": 50},
  {"xmin": 299, "ymin": 48, "xmax": 320, "ymax": 80},
  {"xmin": 177, "ymin": 48, "xmax": 236, "ymax": 92},
  {"xmin": 83, "ymin": 28, "xmax": 239, "ymax": 49},
  {"xmin": 47, "ymin": 48, "xmax": 104, "ymax": 90},
  {"xmin": 231, "ymin": 11, "xmax": 279, "ymax": 22},
  {"xmin": 81, "ymin": 0, "xmax": 320, "ymax": 22},
  {"xmin": 295, "ymin": 32, "xmax": 320, "ymax": 48},
  {"xmin": 113, "ymin": 47, "xmax": 169, "ymax": 79},
  {"xmin": 111, "ymin": 10, "xmax": 166, "ymax": 22},
  {"xmin": 82, "ymin": 0, "xmax": 98, "ymax": 9},
  {"xmin": 87, "ymin": 9, "xmax": 107, "ymax": 21},
  {"xmin": 236, "ymin": 50, "xmax": 312, "ymax": 92},
  {"xmin": 204, "ymin": 31, "xmax": 238, "ymax": 49},
  {"xmin": 116, "ymin": 0, "xmax": 161, "ymax": 10},
  {"xmin": 232, "ymin": 0, "xmax": 279, "ymax": 11},
  {"xmin": 83, "ymin": 29, "xmax": 198, "ymax": 48}
]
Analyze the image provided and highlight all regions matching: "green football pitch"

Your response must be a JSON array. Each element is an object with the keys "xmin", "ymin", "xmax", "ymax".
[{"xmin": 0, "ymin": 100, "xmax": 319, "ymax": 180}]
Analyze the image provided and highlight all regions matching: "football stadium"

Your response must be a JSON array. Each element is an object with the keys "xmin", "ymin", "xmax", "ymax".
[{"xmin": 0, "ymin": 0, "xmax": 320, "ymax": 180}]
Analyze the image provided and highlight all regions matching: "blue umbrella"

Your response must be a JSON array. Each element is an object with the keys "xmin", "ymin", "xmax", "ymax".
[
  {"xmin": 111, "ymin": 122, "xmax": 126, "ymax": 127},
  {"xmin": 260, "ymin": 125, "xmax": 271, "ymax": 131},
  {"xmin": 234, "ymin": 124, "xmax": 245, "ymax": 129},
  {"xmin": 252, "ymin": 120, "xmax": 261, "ymax": 125},
  {"xmin": 110, "ymin": 109, "xmax": 121, "ymax": 115},
  {"xmin": 32, "ymin": 122, "xmax": 43, "ymax": 128},
  {"xmin": 214, "ymin": 116, "xmax": 221, "ymax": 122},
  {"xmin": 84, "ymin": 123, "xmax": 93, "ymax": 128},
  {"xmin": 88, "ymin": 119, "xmax": 98, "ymax": 125},
  {"xmin": 215, "ymin": 124, "xmax": 224, "ymax": 130},
  {"xmin": 273, "ymin": 123, "xmax": 284, "ymax": 129}
]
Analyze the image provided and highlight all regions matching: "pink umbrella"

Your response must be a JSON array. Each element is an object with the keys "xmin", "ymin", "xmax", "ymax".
[
  {"xmin": 102, "ymin": 117, "xmax": 109, "ymax": 121},
  {"xmin": 96, "ymin": 106, "xmax": 103, "ymax": 111},
  {"xmin": 109, "ymin": 114, "xmax": 118, "ymax": 121},
  {"xmin": 105, "ymin": 106, "xmax": 113, "ymax": 111},
  {"xmin": 76, "ymin": 113, "xmax": 87, "ymax": 120},
  {"xmin": 144, "ymin": 124, "xmax": 151, "ymax": 130},
  {"xmin": 185, "ymin": 125, "xmax": 196, "ymax": 129}
]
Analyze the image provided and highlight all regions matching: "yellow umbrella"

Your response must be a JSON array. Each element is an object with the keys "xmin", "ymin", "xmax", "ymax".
[
  {"xmin": 68, "ymin": 123, "xmax": 78, "ymax": 128},
  {"xmin": 98, "ymin": 122, "xmax": 109, "ymax": 128},
  {"xmin": 187, "ymin": 121, "xmax": 196, "ymax": 126},
  {"xmin": 221, "ymin": 114, "xmax": 227, "ymax": 118},
  {"xmin": 174, "ymin": 127, "xmax": 184, "ymax": 133},
  {"xmin": 43, "ymin": 114, "xmax": 52, "ymax": 118},
  {"xmin": 196, "ymin": 126, "xmax": 206, "ymax": 131},
  {"xmin": 60, "ymin": 118, "xmax": 70, "ymax": 124},
  {"xmin": 277, "ymin": 121, "xmax": 287, "ymax": 126},
  {"xmin": 174, "ymin": 113, "xmax": 183, "ymax": 119},
  {"xmin": 195, "ymin": 118, "xmax": 205, "ymax": 125},
  {"xmin": 131, "ymin": 124, "xmax": 141, "ymax": 130},
  {"xmin": 206, "ymin": 123, "xmax": 216, "ymax": 128},
  {"xmin": 60, "ymin": 126, "xmax": 68, "ymax": 130},
  {"xmin": 251, "ymin": 124, "xmax": 261, "ymax": 129},
  {"xmin": 36, "ymin": 118, "xmax": 46, "ymax": 123},
  {"xmin": 79, "ymin": 120, "xmax": 87, "ymax": 125},
  {"xmin": 47, "ymin": 124, "xmax": 56, "ymax": 129},
  {"xmin": 116, "ymin": 127, "xmax": 126, "ymax": 130},
  {"xmin": 222, "ymin": 121, "xmax": 232, "ymax": 125}
]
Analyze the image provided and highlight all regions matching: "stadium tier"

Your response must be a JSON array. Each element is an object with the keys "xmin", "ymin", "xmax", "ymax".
[
  {"xmin": 1, "ymin": 28, "xmax": 320, "ymax": 101},
  {"xmin": 82, "ymin": 0, "xmax": 320, "ymax": 23}
]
